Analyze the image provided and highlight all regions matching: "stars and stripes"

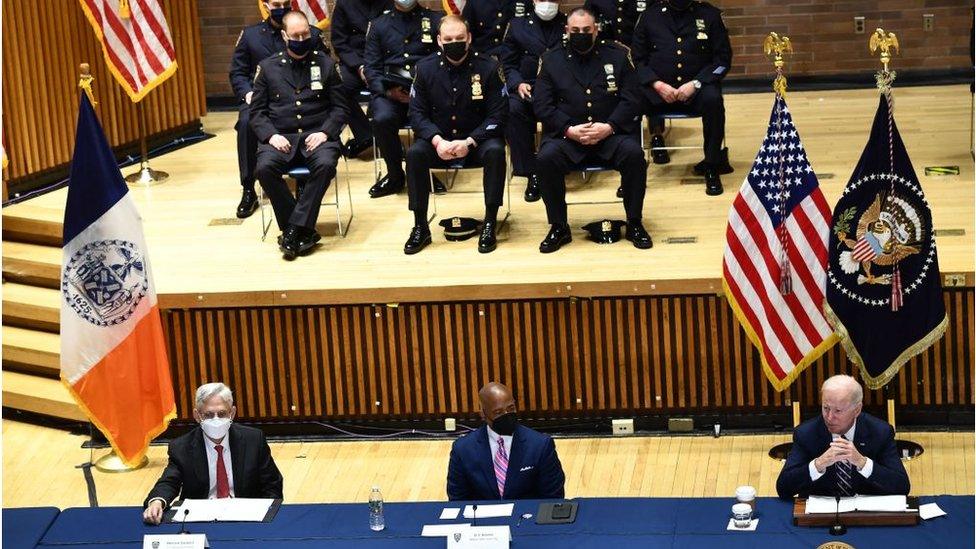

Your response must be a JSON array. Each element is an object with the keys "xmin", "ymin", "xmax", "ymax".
[
  {"xmin": 722, "ymin": 96, "xmax": 838, "ymax": 391},
  {"xmin": 442, "ymin": 0, "xmax": 467, "ymax": 15},
  {"xmin": 258, "ymin": 0, "xmax": 332, "ymax": 30},
  {"xmin": 78, "ymin": 0, "xmax": 178, "ymax": 102}
]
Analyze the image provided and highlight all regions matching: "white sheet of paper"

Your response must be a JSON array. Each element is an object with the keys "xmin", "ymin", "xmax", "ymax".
[
  {"xmin": 420, "ymin": 523, "xmax": 471, "ymax": 537},
  {"xmin": 440, "ymin": 508, "xmax": 462, "ymax": 520},
  {"xmin": 919, "ymin": 503, "xmax": 947, "ymax": 520},
  {"xmin": 804, "ymin": 496, "xmax": 842, "ymax": 514},
  {"xmin": 172, "ymin": 498, "xmax": 275, "ymax": 522},
  {"xmin": 446, "ymin": 526, "xmax": 511, "ymax": 548},
  {"xmin": 143, "ymin": 533, "xmax": 209, "ymax": 548},
  {"xmin": 726, "ymin": 518, "xmax": 759, "ymax": 531},
  {"xmin": 852, "ymin": 495, "xmax": 909, "ymax": 512},
  {"xmin": 462, "ymin": 503, "xmax": 514, "ymax": 519}
]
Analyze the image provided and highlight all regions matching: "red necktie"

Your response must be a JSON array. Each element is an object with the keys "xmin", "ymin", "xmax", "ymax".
[{"xmin": 215, "ymin": 444, "xmax": 230, "ymax": 498}]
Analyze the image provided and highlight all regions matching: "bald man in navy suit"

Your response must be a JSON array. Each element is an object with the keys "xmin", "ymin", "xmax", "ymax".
[{"xmin": 447, "ymin": 382, "xmax": 565, "ymax": 501}]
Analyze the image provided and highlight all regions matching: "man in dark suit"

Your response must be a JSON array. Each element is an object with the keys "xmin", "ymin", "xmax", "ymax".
[
  {"xmin": 403, "ymin": 15, "xmax": 508, "ymax": 255},
  {"xmin": 501, "ymin": 0, "xmax": 567, "ymax": 201},
  {"xmin": 776, "ymin": 375, "xmax": 910, "ymax": 499},
  {"xmin": 631, "ymin": 0, "xmax": 732, "ymax": 195},
  {"xmin": 532, "ymin": 7, "xmax": 651, "ymax": 253},
  {"xmin": 329, "ymin": 0, "xmax": 390, "ymax": 158},
  {"xmin": 447, "ymin": 382, "xmax": 565, "ymax": 501},
  {"xmin": 143, "ymin": 383, "xmax": 283, "ymax": 525},
  {"xmin": 363, "ymin": 0, "xmax": 443, "ymax": 198},
  {"xmin": 229, "ymin": 0, "xmax": 327, "ymax": 218},
  {"xmin": 250, "ymin": 11, "xmax": 348, "ymax": 260},
  {"xmin": 462, "ymin": 0, "xmax": 526, "ymax": 58}
]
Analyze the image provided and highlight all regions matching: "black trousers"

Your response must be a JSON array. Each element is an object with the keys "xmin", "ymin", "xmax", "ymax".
[
  {"xmin": 254, "ymin": 136, "xmax": 340, "ymax": 231},
  {"xmin": 235, "ymin": 105, "xmax": 258, "ymax": 190},
  {"xmin": 338, "ymin": 64, "xmax": 372, "ymax": 142},
  {"xmin": 536, "ymin": 134, "xmax": 647, "ymax": 225},
  {"xmin": 406, "ymin": 138, "xmax": 506, "ymax": 217},
  {"xmin": 369, "ymin": 95, "xmax": 409, "ymax": 183},
  {"xmin": 505, "ymin": 95, "xmax": 538, "ymax": 177},
  {"xmin": 643, "ymin": 83, "xmax": 726, "ymax": 166}
]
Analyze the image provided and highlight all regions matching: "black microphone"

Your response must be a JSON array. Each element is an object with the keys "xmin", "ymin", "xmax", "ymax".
[
  {"xmin": 179, "ymin": 508, "xmax": 190, "ymax": 535},
  {"xmin": 472, "ymin": 504, "xmax": 478, "ymax": 527},
  {"xmin": 830, "ymin": 493, "xmax": 846, "ymax": 536}
]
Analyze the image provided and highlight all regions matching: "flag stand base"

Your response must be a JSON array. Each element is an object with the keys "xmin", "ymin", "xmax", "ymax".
[
  {"xmin": 94, "ymin": 451, "xmax": 148, "ymax": 473},
  {"xmin": 124, "ymin": 164, "xmax": 169, "ymax": 186}
]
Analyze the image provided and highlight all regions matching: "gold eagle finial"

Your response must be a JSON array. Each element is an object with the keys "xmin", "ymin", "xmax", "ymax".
[
  {"xmin": 869, "ymin": 28, "xmax": 899, "ymax": 72},
  {"xmin": 763, "ymin": 32, "xmax": 793, "ymax": 96}
]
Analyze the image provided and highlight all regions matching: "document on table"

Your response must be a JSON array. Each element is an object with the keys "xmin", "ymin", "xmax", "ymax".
[
  {"xmin": 440, "ymin": 508, "xmax": 461, "ymax": 520},
  {"xmin": 446, "ymin": 526, "xmax": 511, "ymax": 548},
  {"xmin": 919, "ymin": 503, "xmax": 947, "ymax": 520},
  {"xmin": 805, "ymin": 495, "xmax": 909, "ymax": 514},
  {"xmin": 171, "ymin": 498, "xmax": 275, "ymax": 522},
  {"xmin": 421, "ymin": 523, "xmax": 471, "ymax": 537},
  {"xmin": 462, "ymin": 503, "xmax": 514, "ymax": 519}
]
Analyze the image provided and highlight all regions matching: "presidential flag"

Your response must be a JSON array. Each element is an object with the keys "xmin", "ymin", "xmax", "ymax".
[
  {"xmin": 258, "ymin": 0, "xmax": 332, "ymax": 29},
  {"xmin": 60, "ymin": 91, "xmax": 175, "ymax": 466},
  {"xmin": 722, "ymin": 95, "xmax": 838, "ymax": 391},
  {"xmin": 442, "ymin": 0, "xmax": 467, "ymax": 15},
  {"xmin": 824, "ymin": 94, "xmax": 948, "ymax": 389}
]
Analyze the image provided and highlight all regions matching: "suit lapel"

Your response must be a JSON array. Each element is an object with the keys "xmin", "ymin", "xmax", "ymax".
[
  {"xmin": 503, "ymin": 426, "xmax": 527, "ymax": 499},
  {"xmin": 229, "ymin": 424, "xmax": 246, "ymax": 497},
  {"xmin": 191, "ymin": 430, "xmax": 209, "ymax": 498},
  {"xmin": 478, "ymin": 427, "xmax": 501, "ymax": 499}
]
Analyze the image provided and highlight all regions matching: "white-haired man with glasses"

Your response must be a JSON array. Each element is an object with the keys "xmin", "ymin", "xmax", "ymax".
[
  {"xmin": 143, "ymin": 383, "xmax": 283, "ymax": 524},
  {"xmin": 776, "ymin": 374, "xmax": 909, "ymax": 499}
]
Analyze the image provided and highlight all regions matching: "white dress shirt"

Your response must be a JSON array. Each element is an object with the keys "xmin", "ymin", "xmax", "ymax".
[
  {"xmin": 487, "ymin": 425, "xmax": 514, "ymax": 472},
  {"xmin": 808, "ymin": 422, "xmax": 874, "ymax": 482},
  {"xmin": 204, "ymin": 435, "xmax": 236, "ymax": 498}
]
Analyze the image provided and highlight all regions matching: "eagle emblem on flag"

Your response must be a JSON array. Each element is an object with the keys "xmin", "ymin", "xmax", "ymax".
[{"xmin": 834, "ymin": 192, "xmax": 923, "ymax": 286}]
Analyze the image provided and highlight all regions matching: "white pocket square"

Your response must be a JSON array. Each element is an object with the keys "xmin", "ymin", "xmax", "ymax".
[{"xmin": 519, "ymin": 466, "xmax": 533, "ymax": 472}]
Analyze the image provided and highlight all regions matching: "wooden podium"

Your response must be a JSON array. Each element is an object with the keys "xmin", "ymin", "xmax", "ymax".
[{"xmin": 793, "ymin": 497, "xmax": 921, "ymax": 527}]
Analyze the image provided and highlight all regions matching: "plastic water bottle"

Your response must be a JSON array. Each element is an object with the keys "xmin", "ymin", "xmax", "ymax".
[{"xmin": 368, "ymin": 486, "xmax": 385, "ymax": 531}]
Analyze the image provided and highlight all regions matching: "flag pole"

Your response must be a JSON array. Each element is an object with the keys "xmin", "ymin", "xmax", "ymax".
[
  {"xmin": 763, "ymin": 32, "xmax": 794, "ymax": 295},
  {"xmin": 123, "ymin": 95, "xmax": 169, "ymax": 186}
]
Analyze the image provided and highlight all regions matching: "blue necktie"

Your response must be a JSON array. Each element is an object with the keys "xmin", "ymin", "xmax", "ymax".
[{"xmin": 834, "ymin": 436, "xmax": 855, "ymax": 497}]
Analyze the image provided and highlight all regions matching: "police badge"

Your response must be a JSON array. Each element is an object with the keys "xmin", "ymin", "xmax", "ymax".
[
  {"xmin": 604, "ymin": 63, "xmax": 617, "ymax": 93},
  {"xmin": 62, "ymin": 239, "xmax": 149, "ymax": 327},
  {"xmin": 421, "ymin": 17, "xmax": 433, "ymax": 43},
  {"xmin": 471, "ymin": 74, "xmax": 483, "ymax": 99},
  {"xmin": 637, "ymin": 0, "xmax": 646, "ymax": 11},
  {"xmin": 696, "ymin": 18, "xmax": 706, "ymax": 30}
]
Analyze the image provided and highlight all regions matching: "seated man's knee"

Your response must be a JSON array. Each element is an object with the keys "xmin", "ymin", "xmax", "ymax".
[
  {"xmin": 406, "ymin": 141, "xmax": 431, "ymax": 162},
  {"xmin": 481, "ymin": 140, "xmax": 506, "ymax": 162},
  {"xmin": 698, "ymin": 86, "xmax": 724, "ymax": 110}
]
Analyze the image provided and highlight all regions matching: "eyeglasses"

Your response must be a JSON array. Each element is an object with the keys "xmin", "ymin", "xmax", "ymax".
[{"xmin": 199, "ymin": 410, "xmax": 231, "ymax": 420}]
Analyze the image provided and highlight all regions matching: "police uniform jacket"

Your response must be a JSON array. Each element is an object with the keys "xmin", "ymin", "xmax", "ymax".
[
  {"xmin": 331, "ymin": 0, "xmax": 392, "ymax": 71},
  {"xmin": 363, "ymin": 7, "xmax": 444, "ymax": 96},
  {"xmin": 462, "ymin": 0, "xmax": 527, "ymax": 57},
  {"xmin": 249, "ymin": 50, "xmax": 349, "ymax": 144},
  {"xmin": 229, "ymin": 19, "xmax": 325, "ymax": 103},
  {"xmin": 409, "ymin": 51, "xmax": 508, "ymax": 144},
  {"xmin": 500, "ymin": 10, "xmax": 567, "ymax": 92},
  {"xmin": 533, "ymin": 41, "xmax": 642, "ymax": 139},
  {"xmin": 585, "ymin": 0, "xmax": 650, "ymax": 46},
  {"xmin": 631, "ymin": 0, "xmax": 731, "ymax": 88}
]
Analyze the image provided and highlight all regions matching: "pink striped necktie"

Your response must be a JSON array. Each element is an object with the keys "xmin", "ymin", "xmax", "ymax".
[{"xmin": 493, "ymin": 437, "xmax": 509, "ymax": 498}]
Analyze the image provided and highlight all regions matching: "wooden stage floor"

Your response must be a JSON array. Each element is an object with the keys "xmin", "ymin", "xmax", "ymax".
[{"xmin": 7, "ymin": 85, "xmax": 973, "ymax": 307}]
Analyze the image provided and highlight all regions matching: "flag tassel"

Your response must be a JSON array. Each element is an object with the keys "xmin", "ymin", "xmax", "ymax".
[
  {"xmin": 890, "ymin": 263, "xmax": 903, "ymax": 311},
  {"xmin": 779, "ymin": 261, "xmax": 793, "ymax": 296}
]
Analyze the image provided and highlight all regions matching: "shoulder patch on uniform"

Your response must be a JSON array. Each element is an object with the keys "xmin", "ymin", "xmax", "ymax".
[{"xmin": 235, "ymin": 29, "xmax": 243, "ymax": 47}]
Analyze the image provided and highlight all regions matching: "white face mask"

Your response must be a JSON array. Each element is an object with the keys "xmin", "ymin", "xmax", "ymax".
[
  {"xmin": 534, "ymin": 1, "xmax": 559, "ymax": 21},
  {"xmin": 200, "ymin": 417, "xmax": 232, "ymax": 440},
  {"xmin": 394, "ymin": 0, "xmax": 417, "ymax": 9}
]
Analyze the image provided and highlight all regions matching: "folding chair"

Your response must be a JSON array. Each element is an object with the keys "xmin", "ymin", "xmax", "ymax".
[
  {"xmin": 645, "ymin": 112, "xmax": 703, "ymax": 158},
  {"xmin": 259, "ymin": 157, "xmax": 354, "ymax": 241},
  {"xmin": 427, "ymin": 156, "xmax": 513, "ymax": 227}
]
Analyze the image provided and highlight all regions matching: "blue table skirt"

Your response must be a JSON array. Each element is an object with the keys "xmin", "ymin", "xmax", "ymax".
[
  {"xmin": 36, "ymin": 496, "xmax": 974, "ymax": 548},
  {"xmin": 3, "ymin": 507, "xmax": 60, "ymax": 549}
]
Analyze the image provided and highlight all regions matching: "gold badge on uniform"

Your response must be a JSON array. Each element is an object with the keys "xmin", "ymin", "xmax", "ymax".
[
  {"xmin": 515, "ymin": 1, "xmax": 525, "ymax": 17},
  {"xmin": 636, "ymin": 1, "xmax": 646, "ymax": 11},
  {"xmin": 311, "ymin": 64, "xmax": 323, "ymax": 90},
  {"xmin": 421, "ymin": 17, "xmax": 433, "ymax": 43},
  {"xmin": 471, "ymin": 74, "xmax": 483, "ymax": 100},
  {"xmin": 604, "ymin": 63, "xmax": 617, "ymax": 93},
  {"xmin": 696, "ymin": 18, "xmax": 706, "ymax": 30},
  {"xmin": 697, "ymin": 32, "xmax": 709, "ymax": 40}
]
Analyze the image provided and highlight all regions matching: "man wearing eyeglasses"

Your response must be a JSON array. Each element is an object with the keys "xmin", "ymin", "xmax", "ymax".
[
  {"xmin": 776, "ymin": 375, "xmax": 909, "ymax": 499},
  {"xmin": 142, "ymin": 383, "xmax": 283, "ymax": 524}
]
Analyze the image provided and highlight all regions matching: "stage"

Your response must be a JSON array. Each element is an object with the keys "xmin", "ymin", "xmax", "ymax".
[{"xmin": 2, "ymin": 85, "xmax": 973, "ymax": 425}]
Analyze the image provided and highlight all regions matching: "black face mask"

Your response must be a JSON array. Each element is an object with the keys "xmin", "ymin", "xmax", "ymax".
[
  {"xmin": 269, "ymin": 7, "xmax": 289, "ymax": 25},
  {"xmin": 442, "ymin": 41, "xmax": 468, "ymax": 63},
  {"xmin": 491, "ymin": 412, "xmax": 518, "ymax": 436},
  {"xmin": 568, "ymin": 32, "xmax": 595, "ymax": 54},
  {"xmin": 287, "ymin": 37, "xmax": 313, "ymax": 57}
]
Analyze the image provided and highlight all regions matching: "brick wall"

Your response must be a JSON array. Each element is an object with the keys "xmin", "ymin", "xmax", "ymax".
[{"xmin": 199, "ymin": 0, "xmax": 972, "ymax": 98}]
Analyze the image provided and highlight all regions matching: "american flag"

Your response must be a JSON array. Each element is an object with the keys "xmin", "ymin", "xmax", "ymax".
[
  {"xmin": 259, "ymin": 0, "xmax": 332, "ymax": 30},
  {"xmin": 721, "ymin": 96, "xmax": 838, "ymax": 391},
  {"xmin": 78, "ymin": 0, "xmax": 177, "ymax": 102},
  {"xmin": 442, "ymin": 0, "xmax": 467, "ymax": 15}
]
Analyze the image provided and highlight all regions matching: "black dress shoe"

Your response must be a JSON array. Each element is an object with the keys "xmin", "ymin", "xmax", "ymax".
[
  {"xmin": 693, "ymin": 147, "xmax": 734, "ymax": 175},
  {"xmin": 478, "ymin": 221, "xmax": 497, "ymax": 253},
  {"xmin": 616, "ymin": 185, "xmax": 624, "ymax": 199},
  {"xmin": 539, "ymin": 223, "xmax": 572, "ymax": 253},
  {"xmin": 431, "ymin": 173, "xmax": 448, "ymax": 194},
  {"xmin": 524, "ymin": 175, "xmax": 541, "ymax": 202},
  {"xmin": 369, "ymin": 174, "xmax": 404, "ymax": 198},
  {"xmin": 403, "ymin": 225, "xmax": 432, "ymax": 255},
  {"xmin": 279, "ymin": 225, "xmax": 301, "ymax": 260},
  {"xmin": 626, "ymin": 221, "xmax": 653, "ymax": 249},
  {"xmin": 342, "ymin": 138, "xmax": 372, "ymax": 158},
  {"xmin": 296, "ymin": 228, "xmax": 322, "ymax": 255},
  {"xmin": 650, "ymin": 134, "xmax": 670, "ymax": 165},
  {"xmin": 704, "ymin": 168, "xmax": 724, "ymax": 196},
  {"xmin": 236, "ymin": 188, "xmax": 258, "ymax": 218}
]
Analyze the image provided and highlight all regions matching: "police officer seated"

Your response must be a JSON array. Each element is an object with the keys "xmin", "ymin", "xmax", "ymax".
[
  {"xmin": 363, "ymin": 0, "xmax": 443, "ymax": 199},
  {"xmin": 250, "ymin": 11, "xmax": 348, "ymax": 260},
  {"xmin": 584, "ymin": 0, "xmax": 649, "ymax": 47},
  {"xmin": 631, "ymin": 0, "xmax": 732, "ymax": 196},
  {"xmin": 330, "ymin": 0, "xmax": 390, "ymax": 159},
  {"xmin": 229, "ymin": 0, "xmax": 327, "ymax": 219},
  {"xmin": 403, "ymin": 15, "xmax": 508, "ymax": 255},
  {"xmin": 463, "ymin": 0, "xmax": 526, "ymax": 59},
  {"xmin": 501, "ymin": 0, "xmax": 567, "ymax": 202},
  {"xmin": 533, "ymin": 7, "xmax": 651, "ymax": 253}
]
